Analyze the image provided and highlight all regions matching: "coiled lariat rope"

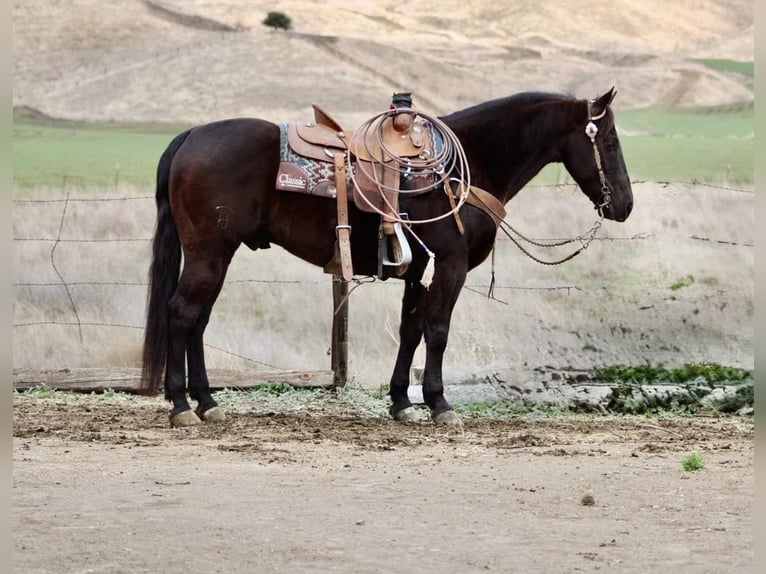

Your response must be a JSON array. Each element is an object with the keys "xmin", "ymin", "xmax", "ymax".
[
  {"xmin": 347, "ymin": 107, "xmax": 471, "ymax": 223},
  {"xmin": 347, "ymin": 107, "xmax": 471, "ymax": 287}
]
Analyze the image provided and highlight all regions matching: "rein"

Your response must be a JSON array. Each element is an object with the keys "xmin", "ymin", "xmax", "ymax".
[
  {"xmin": 343, "ymin": 99, "xmax": 614, "ymax": 289},
  {"xmin": 492, "ymin": 98, "xmax": 612, "ymax": 267}
]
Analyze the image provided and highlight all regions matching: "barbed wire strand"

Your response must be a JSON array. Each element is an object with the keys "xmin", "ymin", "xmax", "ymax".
[
  {"xmin": 10, "ymin": 180, "xmax": 755, "ymax": 205},
  {"xmin": 14, "ymin": 279, "xmax": 593, "ymax": 292},
  {"xmin": 13, "ymin": 179, "xmax": 753, "ymax": 373}
]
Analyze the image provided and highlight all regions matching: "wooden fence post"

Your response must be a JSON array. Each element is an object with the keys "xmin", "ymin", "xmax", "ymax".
[{"xmin": 331, "ymin": 275, "xmax": 349, "ymax": 387}]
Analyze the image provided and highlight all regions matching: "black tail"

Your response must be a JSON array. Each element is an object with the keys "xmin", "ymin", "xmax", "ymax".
[{"xmin": 139, "ymin": 129, "xmax": 192, "ymax": 395}]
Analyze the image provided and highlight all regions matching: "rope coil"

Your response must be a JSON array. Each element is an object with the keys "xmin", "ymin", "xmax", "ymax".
[{"xmin": 347, "ymin": 108, "xmax": 471, "ymax": 226}]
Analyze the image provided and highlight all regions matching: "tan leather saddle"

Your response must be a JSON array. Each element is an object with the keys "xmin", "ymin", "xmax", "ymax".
[
  {"xmin": 278, "ymin": 103, "xmax": 437, "ymax": 279},
  {"xmin": 282, "ymin": 104, "xmax": 434, "ymax": 219}
]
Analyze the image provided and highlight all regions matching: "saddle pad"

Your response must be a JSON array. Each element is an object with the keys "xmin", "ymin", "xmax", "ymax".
[
  {"xmin": 277, "ymin": 123, "xmax": 344, "ymax": 199},
  {"xmin": 276, "ymin": 123, "xmax": 445, "ymax": 202}
]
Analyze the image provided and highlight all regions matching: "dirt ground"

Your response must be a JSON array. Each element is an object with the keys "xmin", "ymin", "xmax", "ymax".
[{"xmin": 13, "ymin": 394, "xmax": 753, "ymax": 573}]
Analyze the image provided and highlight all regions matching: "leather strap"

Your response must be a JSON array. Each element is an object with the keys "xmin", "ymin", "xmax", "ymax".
[
  {"xmin": 466, "ymin": 185, "xmax": 506, "ymax": 227},
  {"xmin": 444, "ymin": 177, "xmax": 465, "ymax": 235},
  {"xmin": 334, "ymin": 153, "xmax": 354, "ymax": 281},
  {"xmin": 443, "ymin": 179, "xmax": 507, "ymax": 232}
]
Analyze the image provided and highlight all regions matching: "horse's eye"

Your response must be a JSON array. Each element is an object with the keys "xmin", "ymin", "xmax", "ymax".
[{"xmin": 604, "ymin": 136, "xmax": 618, "ymax": 152}]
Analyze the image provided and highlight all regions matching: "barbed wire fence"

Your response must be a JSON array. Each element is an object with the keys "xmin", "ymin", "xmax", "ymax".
[{"xmin": 13, "ymin": 180, "xmax": 754, "ymax": 379}]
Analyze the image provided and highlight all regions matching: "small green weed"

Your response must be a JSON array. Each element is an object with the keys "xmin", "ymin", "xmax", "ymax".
[
  {"xmin": 250, "ymin": 382, "xmax": 296, "ymax": 396},
  {"xmin": 669, "ymin": 275, "xmax": 695, "ymax": 291},
  {"xmin": 16, "ymin": 384, "xmax": 64, "ymax": 399},
  {"xmin": 682, "ymin": 452, "xmax": 706, "ymax": 472}
]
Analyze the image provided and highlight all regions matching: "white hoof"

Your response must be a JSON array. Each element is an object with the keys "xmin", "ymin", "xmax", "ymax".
[
  {"xmin": 201, "ymin": 406, "xmax": 226, "ymax": 423},
  {"xmin": 432, "ymin": 410, "xmax": 462, "ymax": 428},
  {"xmin": 170, "ymin": 410, "xmax": 202, "ymax": 428},
  {"xmin": 392, "ymin": 406, "xmax": 422, "ymax": 423}
]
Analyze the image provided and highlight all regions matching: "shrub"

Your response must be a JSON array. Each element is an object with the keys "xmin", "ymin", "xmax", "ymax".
[
  {"xmin": 682, "ymin": 452, "xmax": 706, "ymax": 472},
  {"xmin": 263, "ymin": 11, "xmax": 291, "ymax": 30}
]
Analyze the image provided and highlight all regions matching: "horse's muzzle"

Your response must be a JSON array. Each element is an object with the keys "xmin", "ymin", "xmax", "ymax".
[
  {"xmin": 602, "ymin": 182, "xmax": 633, "ymax": 222},
  {"xmin": 613, "ymin": 197, "xmax": 633, "ymax": 222}
]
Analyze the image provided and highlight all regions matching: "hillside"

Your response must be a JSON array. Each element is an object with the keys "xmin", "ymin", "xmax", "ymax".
[{"xmin": 13, "ymin": 0, "xmax": 754, "ymax": 126}]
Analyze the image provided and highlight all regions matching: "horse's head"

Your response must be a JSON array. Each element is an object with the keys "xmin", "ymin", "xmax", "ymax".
[{"xmin": 562, "ymin": 88, "xmax": 633, "ymax": 222}]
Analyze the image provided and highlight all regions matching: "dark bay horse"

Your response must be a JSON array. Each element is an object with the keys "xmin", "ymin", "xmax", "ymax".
[{"xmin": 141, "ymin": 88, "xmax": 633, "ymax": 427}]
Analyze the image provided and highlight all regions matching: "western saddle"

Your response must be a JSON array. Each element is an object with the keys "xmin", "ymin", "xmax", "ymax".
[
  {"xmin": 276, "ymin": 93, "xmax": 506, "ymax": 282},
  {"xmin": 277, "ymin": 93, "xmax": 435, "ymax": 280}
]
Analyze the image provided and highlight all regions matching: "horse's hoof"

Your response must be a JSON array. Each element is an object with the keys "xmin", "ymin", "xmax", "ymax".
[
  {"xmin": 170, "ymin": 410, "xmax": 202, "ymax": 428},
  {"xmin": 200, "ymin": 406, "xmax": 226, "ymax": 423},
  {"xmin": 391, "ymin": 406, "xmax": 422, "ymax": 423},
  {"xmin": 432, "ymin": 410, "xmax": 462, "ymax": 428}
]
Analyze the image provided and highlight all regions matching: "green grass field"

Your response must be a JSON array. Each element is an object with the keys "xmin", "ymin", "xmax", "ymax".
[
  {"xmin": 696, "ymin": 58, "xmax": 754, "ymax": 78},
  {"xmin": 615, "ymin": 102, "xmax": 753, "ymax": 185},
  {"xmin": 12, "ymin": 108, "xmax": 191, "ymax": 190},
  {"xmin": 12, "ymin": 101, "xmax": 753, "ymax": 190}
]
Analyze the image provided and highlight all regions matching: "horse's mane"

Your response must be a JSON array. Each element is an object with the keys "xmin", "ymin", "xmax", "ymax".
[
  {"xmin": 441, "ymin": 91, "xmax": 575, "ymax": 127},
  {"xmin": 440, "ymin": 91, "xmax": 575, "ymax": 143}
]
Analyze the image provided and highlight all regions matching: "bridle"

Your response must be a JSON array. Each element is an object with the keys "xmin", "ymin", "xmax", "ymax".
[{"xmin": 586, "ymin": 98, "xmax": 612, "ymax": 218}]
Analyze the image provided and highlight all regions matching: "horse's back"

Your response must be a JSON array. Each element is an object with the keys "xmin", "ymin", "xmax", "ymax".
[
  {"xmin": 170, "ymin": 117, "xmax": 281, "ymax": 193},
  {"xmin": 175, "ymin": 118, "xmax": 280, "ymax": 167}
]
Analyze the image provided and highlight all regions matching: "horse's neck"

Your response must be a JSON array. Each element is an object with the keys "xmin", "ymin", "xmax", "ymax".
[{"xmin": 447, "ymin": 99, "xmax": 577, "ymax": 205}]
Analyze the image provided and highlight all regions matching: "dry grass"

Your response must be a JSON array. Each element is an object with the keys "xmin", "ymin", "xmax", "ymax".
[
  {"xmin": 13, "ymin": 181, "xmax": 753, "ymax": 387},
  {"xmin": 13, "ymin": 1, "xmax": 753, "ymax": 125}
]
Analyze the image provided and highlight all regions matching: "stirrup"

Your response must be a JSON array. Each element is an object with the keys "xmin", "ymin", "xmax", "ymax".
[{"xmin": 378, "ymin": 222, "xmax": 412, "ymax": 278}]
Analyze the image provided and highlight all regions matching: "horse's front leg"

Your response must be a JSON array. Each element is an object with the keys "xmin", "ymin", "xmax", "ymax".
[
  {"xmin": 388, "ymin": 281, "xmax": 426, "ymax": 423},
  {"xmin": 421, "ymin": 263, "xmax": 466, "ymax": 426}
]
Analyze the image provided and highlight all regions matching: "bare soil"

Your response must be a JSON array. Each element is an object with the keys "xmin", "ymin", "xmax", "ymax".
[{"xmin": 13, "ymin": 394, "xmax": 753, "ymax": 573}]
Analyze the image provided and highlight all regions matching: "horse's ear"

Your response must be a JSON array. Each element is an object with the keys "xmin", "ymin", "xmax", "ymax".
[{"xmin": 591, "ymin": 87, "xmax": 617, "ymax": 117}]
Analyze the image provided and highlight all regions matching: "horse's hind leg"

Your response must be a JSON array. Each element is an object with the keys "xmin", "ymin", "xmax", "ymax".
[
  {"xmin": 165, "ymin": 254, "xmax": 230, "ymax": 427},
  {"xmin": 187, "ymin": 270, "xmax": 229, "ymax": 423},
  {"xmin": 388, "ymin": 281, "xmax": 426, "ymax": 422}
]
